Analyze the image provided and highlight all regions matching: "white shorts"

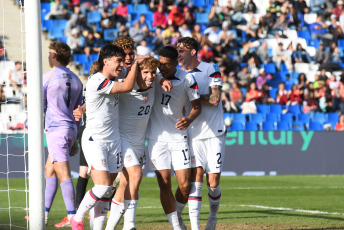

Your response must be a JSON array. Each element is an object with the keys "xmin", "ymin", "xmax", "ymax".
[
  {"xmin": 189, "ymin": 135, "xmax": 225, "ymax": 174},
  {"xmin": 121, "ymin": 138, "xmax": 145, "ymax": 168},
  {"xmin": 82, "ymin": 132, "xmax": 122, "ymax": 174},
  {"xmin": 148, "ymin": 139, "xmax": 190, "ymax": 171}
]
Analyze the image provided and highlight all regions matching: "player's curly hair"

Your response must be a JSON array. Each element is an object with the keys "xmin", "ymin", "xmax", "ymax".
[
  {"xmin": 139, "ymin": 57, "xmax": 160, "ymax": 71},
  {"xmin": 175, "ymin": 37, "xmax": 199, "ymax": 53},
  {"xmin": 49, "ymin": 42, "xmax": 72, "ymax": 66},
  {"xmin": 113, "ymin": 36, "xmax": 135, "ymax": 49}
]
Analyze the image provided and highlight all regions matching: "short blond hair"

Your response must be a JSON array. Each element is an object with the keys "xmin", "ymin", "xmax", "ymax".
[{"xmin": 139, "ymin": 57, "xmax": 160, "ymax": 71}]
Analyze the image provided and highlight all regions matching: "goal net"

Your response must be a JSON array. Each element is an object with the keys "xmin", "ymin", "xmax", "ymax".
[{"xmin": 0, "ymin": 0, "xmax": 44, "ymax": 229}]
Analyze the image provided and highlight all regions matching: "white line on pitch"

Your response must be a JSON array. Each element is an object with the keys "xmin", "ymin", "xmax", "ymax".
[
  {"xmin": 240, "ymin": 205, "xmax": 344, "ymax": 216},
  {"xmin": 227, "ymin": 186, "xmax": 344, "ymax": 190}
]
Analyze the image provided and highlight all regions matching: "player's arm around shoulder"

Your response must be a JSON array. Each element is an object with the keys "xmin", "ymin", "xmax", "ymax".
[
  {"xmin": 200, "ymin": 63, "xmax": 222, "ymax": 106},
  {"xmin": 110, "ymin": 61, "xmax": 139, "ymax": 94}
]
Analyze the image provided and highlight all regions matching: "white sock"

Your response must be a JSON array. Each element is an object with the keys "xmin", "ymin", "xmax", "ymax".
[
  {"xmin": 45, "ymin": 211, "xmax": 49, "ymax": 219},
  {"xmin": 92, "ymin": 195, "xmax": 110, "ymax": 230},
  {"xmin": 105, "ymin": 199, "xmax": 125, "ymax": 230},
  {"xmin": 74, "ymin": 185, "xmax": 112, "ymax": 222},
  {"xmin": 166, "ymin": 211, "xmax": 181, "ymax": 230},
  {"xmin": 123, "ymin": 200, "xmax": 138, "ymax": 230},
  {"xmin": 176, "ymin": 201, "xmax": 186, "ymax": 217},
  {"xmin": 207, "ymin": 185, "xmax": 221, "ymax": 218},
  {"xmin": 188, "ymin": 182, "xmax": 203, "ymax": 230}
]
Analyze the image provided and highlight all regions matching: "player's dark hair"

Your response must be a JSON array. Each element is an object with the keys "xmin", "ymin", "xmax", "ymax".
[
  {"xmin": 175, "ymin": 37, "xmax": 199, "ymax": 53},
  {"xmin": 158, "ymin": 46, "xmax": 178, "ymax": 60},
  {"xmin": 49, "ymin": 42, "xmax": 72, "ymax": 66},
  {"xmin": 97, "ymin": 44, "xmax": 125, "ymax": 72}
]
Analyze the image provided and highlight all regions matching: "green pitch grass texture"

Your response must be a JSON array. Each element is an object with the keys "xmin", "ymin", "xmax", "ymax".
[{"xmin": 0, "ymin": 176, "xmax": 344, "ymax": 229}]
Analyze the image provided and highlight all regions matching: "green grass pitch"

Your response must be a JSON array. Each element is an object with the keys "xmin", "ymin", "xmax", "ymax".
[{"xmin": 0, "ymin": 175, "xmax": 344, "ymax": 229}]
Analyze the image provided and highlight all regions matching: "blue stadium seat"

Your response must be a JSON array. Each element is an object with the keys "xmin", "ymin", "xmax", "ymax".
[
  {"xmin": 230, "ymin": 122, "xmax": 245, "ymax": 131},
  {"xmin": 277, "ymin": 121, "xmax": 290, "ymax": 130},
  {"xmin": 266, "ymin": 113, "xmax": 279, "ymax": 123},
  {"xmin": 74, "ymin": 54, "xmax": 88, "ymax": 65},
  {"xmin": 135, "ymin": 4, "xmax": 149, "ymax": 14},
  {"xmin": 327, "ymin": 112, "xmax": 340, "ymax": 123},
  {"xmin": 57, "ymin": 36, "xmax": 68, "ymax": 43},
  {"xmin": 292, "ymin": 121, "xmax": 305, "ymax": 131},
  {"xmin": 264, "ymin": 63, "xmax": 276, "ymax": 74},
  {"xmin": 269, "ymin": 88, "xmax": 278, "ymax": 100},
  {"xmin": 41, "ymin": 2, "xmax": 51, "ymax": 13},
  {"xmin": 298, "ymin": 113, "xmax": 310, "ymax": 124},
  {"xmin": 54, "ymin": 19, "xmax": 68, "ymax": 30},
  {"xmin": 224, "ymin": 112, "xmax": 233, "ymax": 122},
  {"xmin": 48, "ymin": 28, "xmax": 64, "ymax": 40},
  {"xmin": 309, "ymin": 121, "xmax": 324, "ymax": 131},
  {"xmin": 104, "ymin": 29, "xmax": 117, "ymax": 41},
  {"xmin": 42, "ymin": 19, "xmax": 54, "ymax": 31},
  {"xmin": 338, "ymin": 39, "xmax": 344, "ymax": 48},
  {"xmin": 269, "ymin": 104, "xmax": 282, "ymax": 114},
  {"xmin": 257, "ymin": 104, "xmax": 269, "ymax": 114},
  {"xmin": 240, "ymin": 87, "xmax": 247, "ymax": 98},
  {"xmin": 288, "ymin": 105, "xmax": 301, "ymax": 115},
  {"xmin": 281, "ymin": 113, "xmax": 294, "ymax": 123},
  {"xmin": 145, "ymin": 12, "xmax": 154, "ymax": 24},
  {"xmin": 245, "ymin": 121, "xmax": 259, "ymax": 131},
  {"xmin": 249, "ymin": 113, "xmax": 266, "ymax": 124},
  {"xmin": 87, "ymin": 11, "xmax": 101, "ymax": 24},
  {"xmin": 297, "ymin": 30, "xmax": 311, "ymax": 40},
  {"xmin": 126, "ymin": 4, "xmax": 134, "ymax": 14},
  {"xmin": 312, "ymin": 112, "xmax": 327, "ymax": 124},
  {"xmin": 89, "ymin": 53, "xmax": 99, "ymax": 63},
  {"xmin": 195, "ymin": 13, "xmax": 209, "ymax": 24},
  {"xmin": 275, "ymin": 71, "xmax": 287, "ymax": 81},
  {"xmin": 262, "ymin": 121, "xmax": 275, "ymax": 131},
  {"xmin": 307, "ymin": 39, "xmax": 320, "ymax": 49},
  {"xmin": 192, "ymin": 0, "xmax": 206, "ymax": 8},
  {"xmin": 82, "ymin": 61, "xmax": 93, "ymax": 75},
  {"xmin": 233, "ymin": 113, "xmax": 247, "ymax": 123}
]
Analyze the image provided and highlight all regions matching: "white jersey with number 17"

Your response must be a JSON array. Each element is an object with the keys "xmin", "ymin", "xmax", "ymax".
[{"xmin": 147, "ymin": 69, "xmax": 200, "ymax": 142}]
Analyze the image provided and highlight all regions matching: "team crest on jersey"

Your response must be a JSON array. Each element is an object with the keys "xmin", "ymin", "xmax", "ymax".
[
  {"xmin": 101, "ymin": 158, "xmax": 106, "ymax": 166},
  {"xmin": 142, "ymin": 93, "xmax": 149, "ymax": 103},
  {"xmin": 126, "ymin": 155, "xmax": 133, "ymax": 162}
]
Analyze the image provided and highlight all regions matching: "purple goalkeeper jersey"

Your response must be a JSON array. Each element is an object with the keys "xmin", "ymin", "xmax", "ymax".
[{"xmin": 43, "ymin": 65, "xmax": 83, "ymax": 132}]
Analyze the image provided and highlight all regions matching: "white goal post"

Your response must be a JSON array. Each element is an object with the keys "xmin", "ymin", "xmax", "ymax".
[{"xmin": 25, "ymin": 0, "xmax": 45, "ymax": 229}]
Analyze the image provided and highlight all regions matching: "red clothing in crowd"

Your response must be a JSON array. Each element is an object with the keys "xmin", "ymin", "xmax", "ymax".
[
  {"xmin": 168, "ymin": 6, "xmax": 185, "ymax": 26},
  {"xmin": 117, "ymin": 5, "xmax": 128, "ymax": 17},
  {"xmin": 198, "ymin": 49, "xmax": 213, "ymax": 62},
  {"xmin": 289, "ymin": 89, "xmax": 303, "ymax": 103},
  {"xmin": 153, "ymin": 10, "xmax": 168, "ymax": 28}
]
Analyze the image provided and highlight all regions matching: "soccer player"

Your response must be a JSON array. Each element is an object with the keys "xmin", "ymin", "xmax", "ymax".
[
  {"xmin": 175, "ymin": 37, "xmax": 226, "ymax": 230},
  {"xmin": 147, "ymin": 46, "xmax": 201, "ymax": 230},
  {"xmin": 70, "ymin": 44, "xmax": 139, "ymax": 230},
  {"xmin": 105, "ymin": 56, "xmax": 160, "ymax": 230},
  {"xmin": 43, "ymin": 42, "xmax": 83, "ymax": 227}
]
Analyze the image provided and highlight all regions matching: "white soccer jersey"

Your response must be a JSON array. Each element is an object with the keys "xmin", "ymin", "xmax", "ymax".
[
  {"xmin": 119, "ymin": 81, "xmax": 155, "ymax": 145},
  {"xmin": 185, "ymin": 62, "xmax": 226, "ymax": 140},
  {"xmin": 147, "ymin": 69, "xmax": 200, "ymax": 142},
  {"xmin": 84, "ymin": 72, "xmax": 120, "ymax": 142}
]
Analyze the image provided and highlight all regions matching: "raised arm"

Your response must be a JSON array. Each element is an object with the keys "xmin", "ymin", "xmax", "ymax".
[{"xmin": 199, "ymin": 85, "xmax": 222, "ymax": 106}]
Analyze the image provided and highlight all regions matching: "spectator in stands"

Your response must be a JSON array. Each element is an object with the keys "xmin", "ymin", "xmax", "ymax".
[
  {"xmin": 310, "ymin": 14, "xmax": 334, "ymax": 42},
  {"xmin": 139, "ymin": 14, "xmax": 149, "ymax": 29},
  {"xmin": 263, "ymin": 9, "xmax": 275, "ymax": 34},
  {"xmin": 237, "ymin": 65, "xmax": 250, "ymax": 88},
  {"xmin": 170, "ymin": 31, "xmax": 181, "ymax": 45},
  {"xmin": 191, "ymin": 24, "xmax": 204, "ymax": 47},
  {"xmin": 303, "ymin": 89, "xmax": 319, "ymax": 113},
  {"xmin": 116, "ymin": 0, "xmax": 129, "ymax": 20},
  {"xmin": 152, "ymin": 4, "xmax": 168, "ymax": 29},
  {"xmin": 213, "ymin": 44, "xmax": 226, "ymax": 63},
  {"xmin": 0, "ymin": 84, "xmax": 4, "ymax": 102},
  {"xmin": 204, "ymin": 21, "xmax": 221, "ymax": 46},
  {"xmin": 338, "ymin": 83, "xmax": 344, "ymax": 113},
  {"xmin": 152, "ymin": 27, "xmax": 164, "ymax": 52},
  {"xmin": 221, "ymin": 6, "xmax": 234, "ymax": 30},
  {"xmin": 326, "ymin": 41, "xmax": 341, "ymax": 64},
  {"xmin": 129, "ymin": 21, "xmax": 148, "ymax": 45},
  {"xmin": 231, "ymin": 0, "xmax": 245, "ymax": 25},
  {"xmin": 67, "ymin": 28, "xmax": 83, "ymax": 54},
  {"xmin": 208, "ymin": 0, "xmax": 224, "ymax": 25},
  {"xmin": 329, "ymin": 14, "xmax": 344, "ymax": 41},
  {"xmin": 149, "ymin": 0, "xmax": 160, "ymax": 12},
  {"xmin": 272, "ymin": 13, "xmax": 288, "ymax": 34},
  {"xmin": 259, "ymin": 83, "xmax": 275, "ymax": 104},
  {"xmin": 83, "ymin": 30, "xmax": 101, "ymax": 58},
  {"xmin": 288, "ymin": 7, "xmax": 304, "ymax": 31},
  {"xmin": 276, "ymin": 82, "xmax": 288, "ymax": 105},
  {"xmin": 65, "ymin": 5, "xmax": 82, "ymax": 37},
  {"xmin": 45, "ymin": 0, "xmax": 68, "ymax": 19},
  {"xmin": 309, "ymin": 0, "xmax": 326, "ymax": 14},
  {"xmin": 168, "ymin": 5, "xmax": 185, "ymax": 26},
  {"xmin": 266, "ymin": 0, "xmax": 280, "ymax": 19},
  {"xmin": 0, "ymin": 40, "xmax": 6, "ymax": 61},
  {"xmin": 318, "ymin": 68, "xmax": 328, "ymax": 82},
  {"xmin": 315, "ymin": 42, "xmax": 327, "ymax": 64},
  {"xmin": 273, "ymin": 42, "xmax": 287, "ymax": 70},
  {"xmin": 335, "ymin": 114, "xmax": 344, "ymax": 130},
  {"xmin": 198, "ymin": 44, "xmax": 214, "ymax": 62},
  {"xmin": 242, "ymin": 81, "xmax": 260, "ymax": 114},
  {"xmin": 288, "ymin": 84, "xmax": 303, "ymax": 105},
  {"xmin": 100, "ymin": 8, "xmax": 115, "ymax": 30},
  {"xmin": 257, "ymin": 16, "xmax": 269, "ymax": 39},
  {"xmin": 219, "ymin": 26, "xmax": 238, "ymax": 54},
  {"xmin": 136, "ymin": 39, "xmax": 154, "ymax": 56},
  {"xmin": 241, "ymin": 41, "xmax": 260, "ymax": 65},
  {"xmin": 178, "ymin": 23, "xmax": 192, "ymax": 37},
  {"xmin": 117, "ymin": 24, "xmax": 129, "ymax": 37},
  {"xmin": 292, "ymin": 43, "xmax": 312, "ymax": 64},
  {"xmin": 183, "ymin": 6, "xmax": 195, "ymax": 28},
  {"xmin": 238, "ymin": 16, "xmax": 259, "ymax": 39},
  {"xmin": 110, "ymin": 6, "xmax": 127, "ymax": 26},
  {"xmin": 8, "ymin": 61, "xmax": 23, "ymax": 89},
  {"xmin": 162, "ymin": 24, "xmax": 176, "ymax": 45},
  {"xmin": 256, "ymin": 68, "xmax": 272, "ymax": 90},
  {"xmin": 228, "ymin": 82, "xmax": 243, "ymax": 112},
  {"xmin": 257, "ymin": 40, "xmax": 271, "ymax": 64},
  {"xmin": 327, "ymin": 73, "xmax": 341, "ymax": 104},
  {"xmin": 246, "ymin": 0, "xmax": 257, "ymax": 14},
  {"xmin": 293, "ymin": 0, "xmax": 309, "ymax": 14},
  {"xmin": 332, "ymin": 0, "xmax": 344, "ymax": 18},
  {"xmin": 297, "ymin": 72, "xmax": 309, "ymax": 94}
]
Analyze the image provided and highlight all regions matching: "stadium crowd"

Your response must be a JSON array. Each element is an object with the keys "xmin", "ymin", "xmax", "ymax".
[{"xmin": 2, "ymin": 0, "xmax": 344, "ymax": 132}]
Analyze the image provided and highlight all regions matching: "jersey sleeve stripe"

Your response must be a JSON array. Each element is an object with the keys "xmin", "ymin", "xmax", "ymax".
[
  {"xmin": 209, "ymin": 72, "xmax": 221, "ymax": 79},
  {"xmin": 190, "ymin": 82, "xmax": 199, "ymax": 89},
  {"xmin": 97, "ymin": 79, "xmax": 110, "ymax": 90}
]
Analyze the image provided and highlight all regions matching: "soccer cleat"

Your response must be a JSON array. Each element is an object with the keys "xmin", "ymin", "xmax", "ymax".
[
  {"xmin": 204, "ymin": 217, "xmax": 217, "ymax": 230},
  {"xmin": 24, "ymin": 215, "xmax": 48, "ymax": 225},
  {"xmin": 177, "ymin": 215, "xmax": 187, "ymax": 230},
  {"xmin": 54, "ymin": 216, "xmax": 71, "ymax": 228},
  {"xmin": 70, "ymin": 215, "xmax": 85, "ymax": 230}
]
